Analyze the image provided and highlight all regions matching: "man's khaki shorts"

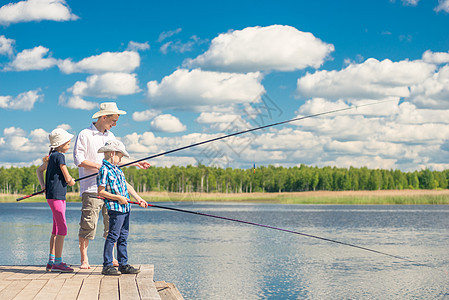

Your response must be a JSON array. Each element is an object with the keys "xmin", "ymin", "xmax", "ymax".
[{"xmin": 78, "ymin": 192, "xmax": 109, "ymax": 239}]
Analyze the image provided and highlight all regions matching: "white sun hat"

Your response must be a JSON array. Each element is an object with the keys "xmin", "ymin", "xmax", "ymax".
[
  {"xmin": 92, "ymin": 102, "xmax": 127, "ymax": 119},
  {"xmin": 97, "ymin": 139, "xmax": 130, "ymax": 157},
  {"xmin": 49, "ymin": 128, "xmax": 74, "ymax": 148}
]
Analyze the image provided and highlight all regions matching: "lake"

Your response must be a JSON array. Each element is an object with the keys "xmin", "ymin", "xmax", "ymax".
[{"xmin": 1, "ymin": 202, "xmax": 449, "ymax": 299}]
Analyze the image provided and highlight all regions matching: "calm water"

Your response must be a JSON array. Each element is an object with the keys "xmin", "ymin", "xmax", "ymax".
[{"xmin": 1, "ymin": 202, "xmax": 449, "ymax": 299}]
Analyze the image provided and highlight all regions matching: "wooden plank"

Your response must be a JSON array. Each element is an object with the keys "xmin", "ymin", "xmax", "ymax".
[
  {"xmin": 137, "ymin": 265, "xmax": 154, "ymax": 279},
  {"xmin": 12, "ymin": 279, "xmax": 47, "ymax": 300},
  {"xmin": 136, "ymin": 264, "xmax": 161, "ymax": 299},
  {"xmin": 87, "ymin": 265, "xmax": 104, "ymax": 279},
  {"xmin": 0, "ymin": 280, "xmax": 13, "ymax": 293},
  {"xmin": 6, "ymin": 266, "xmax": 35, "ymax": 280},
  {"xmin": 136, "ymin": 277, "xmax": 161, "ymax": 300},
  {"xmin": 166, "ymin": 283, "xmax": 184, "ymax": 300},
  {"xmin": 119, "ymin": 275, "xmax": 140, "ymax": 300},
  {"xmin": 0, "ymin": 266, "xmax": 25, "ymax": 280},
  {"xmin": 155, "ymin": 281, "xmax": 184, "ymax": 300},
  {"xmin": 99, "ymin": 277, "xmax": 119, "ymax": 300},
  {"xmin": 76, "ymin": 265, "xmax": 98, "ymax": 277},
  {"xmin": 54, "ymin": 270, "xmax": 78, "ymax": 280},
  {"xmin": 77, "ymin": 278, "xmax": 101, "ymax": 300},
  {"xmin": 33, "ymin": 279, "xmax": 65, "ymax": 300},
  {"xmin": 36, "ymin": 269, "xmax": 64, "ymax": 280},
  {"xmin": 55, "ymin": 278, "xmax": 84, "ymax": 300},
  {"xmin": 0, "ymin": 280, "xmax": 32, "ymax": 300},
  {"xmin": 0, "ymin": 265, "xmax": 183, "ymax": 300},
  {"xmin": 20, "ymin": 266, "xmax": 48, "ymax": 280}
]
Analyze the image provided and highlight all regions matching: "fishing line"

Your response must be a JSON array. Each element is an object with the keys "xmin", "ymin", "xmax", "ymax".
[
  {"xmin": 16, "ymin": 99, "xmax": 394, "ymax": 201},
  {"xmin": 123, "ymin": 199, "xmax": 444, "ymax": 271}
]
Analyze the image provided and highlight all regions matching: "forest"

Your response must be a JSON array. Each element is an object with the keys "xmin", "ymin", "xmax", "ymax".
[{"xmin": 1, "ymin": 164, "xmax": 448, "ymax": 195}]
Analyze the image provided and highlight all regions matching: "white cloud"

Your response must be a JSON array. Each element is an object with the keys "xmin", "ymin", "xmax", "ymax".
[
  {"xmin": 184, "ymin": 25, "xmax": 334, "ymax": 72},
  {"xmin": 0, "ymin": 127, "xmax": 46, "ymax": 161},
  {"xmin": 150, "ymin": 114, "xmax": 187, "ymax": 133},
  {"xmin": 402, "ymin": 0, "xmax": 419, "ymax": 6},
  {"xmin": 396, "ymin": 101, "xmax": 449, "ymax": 124},
  {"xmin": 296, "ymin": 58, "xmax": 435, "ymax": 100},
  {"xmin": 195, "ymin": 111, "xmax": 252, "ymax": 132},
  {"xmin": 132, "ymin": 109, "xmax": 160, "ymax": 122},
  {"xmin": 0, "ymin": 0, "xmax": 78, "ymax": 26},
  {"xmin": 435, "ymin": 0, "xmax": 449, "ymax": 12},
  {"xmin": 160, "ymin": 40, "xmax": 191, "ymax": 54},
  {"xmin": 409, "ymin": 64, "xmax": 449, "ymax": 108},
  {"xmin": 0, "ymin": 35, "xmax": 14, "ymax": 56},
  {"xmin": 121, "ymin": 132, "xmax": 160, "ymax": 154},
  {"xmin": 58, "ymin": 51, "xmax": 140, "ymax": 74},
  {"xmin": 4, "ymin": 127, "xmax": 26, "ymax": 137},
  {"xmin": 127, "ymin": 41, "xmax": 150, "ymax": 52},
  {"xmin": 0, "ymin": 90, "xmax": 42, "ymax": 110},
  {"xmin": 280, "ymin": 97, "xmax": 449, "ymax": 171},
  {"xmin": 196, "ymin": 112, "xmax": 241, "ymax": 123},
  {"xmin": 146, "ymin": 69, "xmax": 265, "ymax": 110},
  {"xmin": 422, "ymin": 50, "xmax": 449, "ymax": 64},
  {"xmin": 160, "ymin": 36, "xmax": 206, "ymax": 54},
  {"xmin": 0, "ymin": 126, "xmax": 77, "ymax": 165},
  {"xmin": 58, "ymin": 94, "xmax": 99, "ymax": 110},
  {"xmin": 5, "ymin": 46, "xmax": 57, "ymax": 71},
  {"xmin": 297, "ymin": 97, "xmax": 400, "ymax": 118},
  {"xmin": 68, "ymin": 72, "xmax": 140, "ymax": 98},
  {"xmin": 75, "ymin": 93, "xmax": 449, "ymax": 171},
  {"xmin": 56, "ymin": 124, "xmax": 72, "ymax": 131},
  {"xmin": 157, "ymin": 28, "xmax": 182, "ymax": 43}
]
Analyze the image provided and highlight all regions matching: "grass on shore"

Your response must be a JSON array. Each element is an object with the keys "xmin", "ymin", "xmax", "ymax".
[{"xmin": 4, "ymin": 190, "xmax": 449, "ymax": 205}]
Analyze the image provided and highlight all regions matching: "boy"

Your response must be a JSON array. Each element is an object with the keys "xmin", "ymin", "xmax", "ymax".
[{"xmin": 96, "ymin": 139, "xmax": 148, "ymax": 275}]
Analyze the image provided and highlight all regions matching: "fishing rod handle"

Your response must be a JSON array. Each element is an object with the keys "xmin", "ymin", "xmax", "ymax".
[{"xmin": 16, "ymin": 190, "xmax": 45, "ymax": 201}]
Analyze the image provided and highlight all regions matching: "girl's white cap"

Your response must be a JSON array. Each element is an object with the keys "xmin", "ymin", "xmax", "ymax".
[
  {"xmin": 97, "ymin": 139, "xmax": 130, "ymax": 157},
  {"xmin": 49, "ymin": 128, "xmax": 74, "ymax": 148}
]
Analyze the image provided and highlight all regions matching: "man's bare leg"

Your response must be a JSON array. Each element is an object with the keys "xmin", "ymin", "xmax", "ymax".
[{"xmin": 79, "ymin": 236, "xmax": 91, "ymax": 269}]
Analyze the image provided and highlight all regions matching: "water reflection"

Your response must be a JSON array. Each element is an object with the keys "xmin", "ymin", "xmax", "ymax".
[{"xmin": 1, "ymin": 202, "xmax": 449, "ymax": 299}]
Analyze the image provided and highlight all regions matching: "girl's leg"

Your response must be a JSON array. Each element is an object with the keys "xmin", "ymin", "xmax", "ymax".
[
  {"xmin": 54, "ymin": 235, "xmax": 65, "ymax": 258},
  {"xmin": 47, "ymin": 200, "xmax": 58, "ymax": 271},
  {"xmin": 49, "ymin": 234, "xmax": 56, "ymax": 255},
  {"xmin": 47, "ymin": 199, "xmax": 68, "ymax": 258}
]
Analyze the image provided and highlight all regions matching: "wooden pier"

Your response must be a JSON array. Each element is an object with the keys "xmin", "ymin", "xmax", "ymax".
[{"xmin": 0, "ymin": 264, "xmax": 184, "ymax": 300}]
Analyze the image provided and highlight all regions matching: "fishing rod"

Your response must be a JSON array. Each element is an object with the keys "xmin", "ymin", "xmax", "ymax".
[{"xmin": 16, "ymin": 99, "xmax": 393, "ymax": 202}]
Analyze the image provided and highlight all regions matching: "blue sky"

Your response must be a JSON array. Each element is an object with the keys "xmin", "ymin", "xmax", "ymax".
[{"xmin": 1, "ymin": 0, "xmax": 449, "ymax": 171}]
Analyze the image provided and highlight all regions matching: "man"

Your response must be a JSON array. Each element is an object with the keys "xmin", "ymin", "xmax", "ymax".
[{"xmin": 73, "ymin": 102, "xmax": 150, "ymax": 269}]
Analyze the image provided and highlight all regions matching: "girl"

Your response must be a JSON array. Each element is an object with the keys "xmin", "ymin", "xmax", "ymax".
[{"xmin": 37, "ymin": 128, "xmax": 76, "ymax": 272}]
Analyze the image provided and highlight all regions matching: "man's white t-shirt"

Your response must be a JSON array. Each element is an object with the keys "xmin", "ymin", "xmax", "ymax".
[{"xmin": 73, "ymin": 123, "xmax": 115, "ymax": 195}]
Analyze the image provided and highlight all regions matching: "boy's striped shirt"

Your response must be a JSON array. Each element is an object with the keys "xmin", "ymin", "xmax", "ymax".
[{"xmin": 97, "ymin": 159, "xmax": 130, "ymax": 213}]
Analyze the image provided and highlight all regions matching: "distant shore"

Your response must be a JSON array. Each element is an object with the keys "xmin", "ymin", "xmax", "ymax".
[{"xmin": 4, "ymin": 189, "xmax": 449, "ymax": 205}]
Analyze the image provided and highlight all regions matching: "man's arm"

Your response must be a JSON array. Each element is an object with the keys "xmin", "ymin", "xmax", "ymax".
[
  {"xmin": 78, "ymin": 160, "xmax": 102, "ymax": 172},
  {"xmin": 73, "ymin": 131, "xmax": 102, "ymax": 171},
  {"xmin": 121, "ymin": 158, "xmax": 150, "ymax": 170}
]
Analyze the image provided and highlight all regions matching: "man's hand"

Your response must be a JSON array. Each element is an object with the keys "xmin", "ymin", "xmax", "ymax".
[{"xmin": 137, "ymin": 161, "xmax": 151, "ymax": 169}]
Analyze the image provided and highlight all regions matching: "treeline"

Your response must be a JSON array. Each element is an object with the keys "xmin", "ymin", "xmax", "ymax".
[{"xmin": 1, "ymin": 164, "xmax": 448, "ymax": 195}]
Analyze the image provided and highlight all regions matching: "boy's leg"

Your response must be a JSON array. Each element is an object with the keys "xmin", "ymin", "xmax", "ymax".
[
  {"xmin": 104, "ymin": 210, "xmax": 125, "ymax": 267},
  {"xmin": 101, "ymin": 205, "xmax": 118, "ymax": 267},
  {"xmin": 116, "ymin": 211, "xmax": 130, "ymax": 266}
]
